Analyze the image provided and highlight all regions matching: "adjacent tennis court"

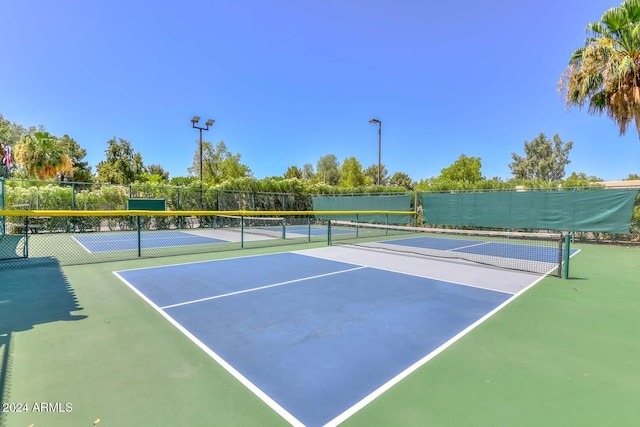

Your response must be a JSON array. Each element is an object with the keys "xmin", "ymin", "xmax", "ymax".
[
  {"xmin": 70, "ymin": 223, "xmax": 354, "ymax": 253},
  {"xmin": 73, "ymin": 230, "xmax": 227, "ymax": 252}
]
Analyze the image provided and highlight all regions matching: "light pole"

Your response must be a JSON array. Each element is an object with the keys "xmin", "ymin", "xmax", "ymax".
[
  {"xmin": 369, "ymin": 118, "xmax": 382, "ymax": 185},
  {"xmin": 191, "ymin": 116, "xmax": 215, "ymax": 209}
]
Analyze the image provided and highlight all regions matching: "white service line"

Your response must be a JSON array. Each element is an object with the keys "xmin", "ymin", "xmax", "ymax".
[
  {"xmin": 160, "ymin": 266, "xmax": 367, "ymax": 309},
  {"xmin": 448, "ymin": 241, "xmax": 491, "ymax": 251}
]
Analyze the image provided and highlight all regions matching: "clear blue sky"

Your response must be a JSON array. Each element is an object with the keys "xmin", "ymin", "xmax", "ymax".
[{"xmin": 1, "ymin": 0, "xmax": 638, "ymax": 182}]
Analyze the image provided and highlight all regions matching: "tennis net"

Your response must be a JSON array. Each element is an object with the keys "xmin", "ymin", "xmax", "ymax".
[
  {"xmin": 214, "ymin": 214, "xmax": 286, "ymax": 239},
  {"xmin": 329, "ymin": 221, "xmax": 565, "ymax": 276}
]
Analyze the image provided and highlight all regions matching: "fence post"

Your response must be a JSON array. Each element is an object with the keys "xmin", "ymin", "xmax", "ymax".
[
  {"xmin": 0, "ymin": 178, "xmax": 5, "ymax": 234},
  {"xmin": 137, "ymin": 215, "xmax": 142, "ymax": 257},
  {"xmin": 241, "ymin": 215, "xmax": 244, "ymax": 248}
]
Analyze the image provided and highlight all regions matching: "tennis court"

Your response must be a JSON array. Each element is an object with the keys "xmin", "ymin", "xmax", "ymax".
[{"xmin": 113, "ymin": 238, "xmax": 560, "ymax": 426}]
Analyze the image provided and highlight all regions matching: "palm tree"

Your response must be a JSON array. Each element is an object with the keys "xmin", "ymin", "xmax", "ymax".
[
  {"xmin": 559, "ymin": 0, "xmax": 640, "ymax": 137},
  {"xmin": 14, "ymin": 131, "xmax": 73, "ymax": 180}
]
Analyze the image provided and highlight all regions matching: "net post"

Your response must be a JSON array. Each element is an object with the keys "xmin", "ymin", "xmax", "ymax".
[
  {"xmin": 327, "ymin": 220, "xmax": 332, "ymax": 245},
  {"xmin": 282, "ymin": 216, "xmax": 286, "ymax": 239},
  {"xmin": 386, "ymin": 213, "xmax": 389, "ymax": 236},
  {"xmin": 563, "ymin": 233, "xmax": 571, "ymax": 279},
  {"xmin": 557, "ymin": 235, "xmax": 563, "ymax": 278},
  {"xmin": 356, "ymin": 214, "xmax": 359, "ymax": 238}
]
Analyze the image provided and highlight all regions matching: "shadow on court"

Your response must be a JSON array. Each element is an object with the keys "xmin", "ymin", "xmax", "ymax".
[{"xmin": 0, "ymin": 258, "xmax": 86, "ymax": 427}]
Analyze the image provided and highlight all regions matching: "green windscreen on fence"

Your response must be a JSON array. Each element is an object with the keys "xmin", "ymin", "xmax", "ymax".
[
  {"xmin": 422, "ymin": 189, "xmax": 639, "ymax": 233},
  {"xmin": 127, "ymin": 198, "xmax": 166, "ymax": 211},
  {"xmin": 312, "ymin": 194, "xmax": 412, "ymax": 224}
]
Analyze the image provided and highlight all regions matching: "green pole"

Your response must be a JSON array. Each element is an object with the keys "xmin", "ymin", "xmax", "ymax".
[
  {"xmin": 71, "ymin": 182, "xmax": 76, "ymax": 210},
  {"xmin": 241, "ymin": 215, "xmax": 244, "ymax": 248},
  {"xmin": 308, "ymin": 216, "xmax": 311, "ymax": 242},
  {"xmin": 71, "ymin": 182, "xmax": 77, "ymax": 233},
  {"xmin": 563, "ymin": 234, "xmax": 571, "ymax": 279},
  {"xmin": 282, "ymin": 216, "xmax": 286, "ymax": 240},
  {"xmin": 1, "ymin": 178, "xmax": 5, "ymax": 235},
  {"xmin": 137, "ymin": 215, "xmax": 142, "ymax": 257},
  {"xmin": 24, "ymin": 215, "xmax": 30, "ymax": 258},
  {"xmin": 327, "ymin": 220, "xmax": 332, "ymax": 245}
]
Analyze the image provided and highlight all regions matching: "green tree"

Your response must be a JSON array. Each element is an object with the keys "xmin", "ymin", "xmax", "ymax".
[
  {"xmin": 284, "ymin": 165, "xmax": 302, "ymax": 179},
  {"xmin": 339, "ymin": 156, "xmax": 365, "ymax": 187},
  {"xmin": 0, "ymin": 114, "xmax": 25, "ymax": 156},
  {"xmin": 96, "ymin": 137, "xmax": 146, "ymax": 184},
  {"xmin": 302, "ymin": 163, "xmax": 315, "ymax": 180},
  {"xmin": 624, "ymin": 173, "xmax": 640, "ymax": 180},
  {"xmin": 509, "ymin": 133, "xmax": 573, "ymax": 182},
  {"xmin": 1, "ymin": 116, "xmax": 44, "ymax": 178},
  {"xmin": 563, "ymin": 172, "xmax": 603, "ymax": 187},
  {"xmin": 389, "ymin": 171, "xmax": 414, "ymax": 189},
  {"xmin": 363, "ymin": 164, "xmax": 389, "ymax": 186},
  {"xmin": 316, "ymin": 154, "xmax": 340, "ymax": 185},
  {"xmin": 170, "ymin": 176, "xmax": 197, "ymax": 186},
  {"xmin": 14, "ymin": 131, "xmax": 73, "ymax": 180},
  {"xmin": 59, "ymin": 134, "xmax": 92, "ymax": 182},
  {"xmin": 144, "ymin": 164, "xmax": 170, "ymax": 183},
  {"xmin": 188, "ymin": 140, "xmax": 251, "ymax": 184},
  {"xmin": 0, "ymin": 143, "xmax": 10, "ymax": 178},
  {"xmin": 560, "ymin": 0, "xmax": 640, "ymax": 138},
  {"xmin": 439, "ymin": 154, "xmax": 483, "ymax": 184}
]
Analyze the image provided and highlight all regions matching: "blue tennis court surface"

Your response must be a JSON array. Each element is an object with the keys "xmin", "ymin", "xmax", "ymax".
[
  {"xmin": 382, "ymin": 236, "xmax": 578, "ymax": 263},
  {"xmin": 74, "ymin": 231, "xmax": 226, "ymax": 252},
  {"xmin": 115, "ymin": 251, "xmax": 515, "ymax": 426}
]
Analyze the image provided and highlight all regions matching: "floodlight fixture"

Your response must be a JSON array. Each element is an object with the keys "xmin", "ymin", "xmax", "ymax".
[{"xmin": 191, "ymin": 115, "xmax": 215, "ymax": 209}]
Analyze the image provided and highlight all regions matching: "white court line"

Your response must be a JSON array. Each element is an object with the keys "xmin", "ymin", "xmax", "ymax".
[
  {"xmin": 160, "ymin": 266, "xmax": 366, "ymax": 309},
  {"xmin": 78, "ymin": 232, "xmax": 216, "ymax": 244},
  {"xmin": 114, "ymin": 251, "xmax": 280, "ymax": 274},
  {"xmin": 74, "ymin": 232, "xmax": 223, "ymax": 254},
  {"xmin": 112, "ymin": 271, "xmax": 306, "ymax": 427},
  {"xmin": 325, "ymin": 271, "xmax": 550, "ymax": 427},
  {"xmin": 71, "ymin": 235, "xmax": 94, "ymax": 253},
  {"xmin": 449, "ymin": 241, "xmax": 491, "ymax": 251}
]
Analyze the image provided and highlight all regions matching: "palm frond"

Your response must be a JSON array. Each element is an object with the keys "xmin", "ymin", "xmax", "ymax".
[
  {"xmin": 586, "ymin": 21, "xmax": 612, "ymax": 39},
  {"xmin": 568, "ymin": 47, "xmax": 585, "ymax": 64},
  {"xmin": 601, "ymin": 6, "xmax": 630, "ymax": 33},
  {"xmin": 623, "ymin": 0, "xmax": 640, "ymax": 22}
]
